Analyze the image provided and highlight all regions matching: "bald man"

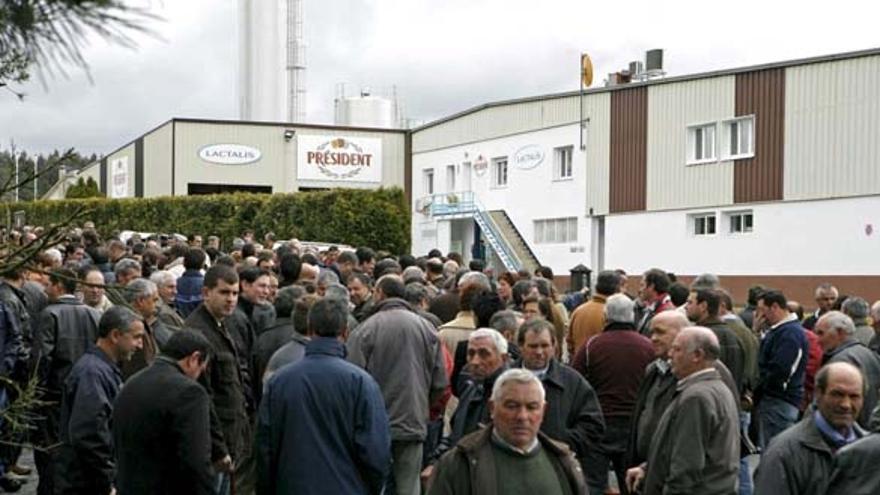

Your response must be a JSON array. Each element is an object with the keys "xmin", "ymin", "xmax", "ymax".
[
  {"xmin": 754, "ymin": 362, "xmax": 869, "ymax": 495},
  {"xmin": 626, "ymin": 327, "xmax": 740, "ymax": 494}
]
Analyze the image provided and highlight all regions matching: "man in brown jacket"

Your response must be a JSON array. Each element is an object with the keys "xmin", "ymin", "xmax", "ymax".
[
  {"xmin": 568, "ymin": 270, "xmax": 619, "ymax": 354},
  {"xmin": 428, "ymin": 368, "xmax": 587, "ymax": 494}
]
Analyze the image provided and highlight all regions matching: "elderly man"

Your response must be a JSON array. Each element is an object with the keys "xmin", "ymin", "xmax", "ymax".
[
  {"xmin": 347, "ymin": 274, "xmax": 448, "ymax": 495},
  {"xmin": 581, "ymin": 293, "xmax": 654, "ymax": 495},
  {"xmin": 80, "ymin": 266, "xmax": 113, "ymax": 313},
  {"xmin": 754, "ymin": 362, "xmax": 869, "ymax": 495},
  {"xmin": 514, "ymin": 318, "xmax": 604, "ymax": 476},
  {"xmin": 428, "ymin": 368, "xmax": 586, "ymax": 494},
  {"xmin": 803, "ymin": 283, "xmax": 839, "ymax": 330},
  {"xmin": 55, "ymin": 306, "xmax": 145, "ymax": 495},
  {"xmin": 114, "ymin": 258, "xmax": 142, "ymax": 288},
  {"xmin": 422, "ymin": 329, "xmax": 509, "ymax": 481},
  {"xmin": 814, "ymin": 311, "xmax": 880, "ymax": 428},
  {"xmin": 149, "ymin": 270, "xmax": 185, "ymax": 328},
  {"xmin": 754, "ymin": 289, "xmax": 809, "ymax": 448},
  {"xmin": 626, "ymin": 327, "xmax": 740, "ymax": 495},
  {"xmin": 121, "ymin": 279, "xmax": 168, "ymax": 379},
  {"xmin": 841, "ymin": 297, "xmax": 875, "ymax": 346}
]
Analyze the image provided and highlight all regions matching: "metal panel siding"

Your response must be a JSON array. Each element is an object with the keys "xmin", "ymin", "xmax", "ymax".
[
  {"xmin": 609, "ymin": 87, "xmax": 647, "ymax": 213},
  {"xmin": 584, "ymin": 93, "xmax": 612, "ymax": 216},
  {"xmin": 134, "ymin": 138, "xmax": 144, "ymax": 197},
  {"xmin": 785, "ymin": 55, "xmax": 880, "ymax": 200},
  {"xmin": 143, "ymin": 122, "xmax": 173, "ymax": 197},
  {"xmin": 734, "ymin": 69, "xmax": 785, "ymax": 203},
  {"xmin": 99, "ymin": 158, "xmax": 107, "ymax": 193},
  {"xmin": 646, "ymin": 77, "xmax": 735, "ymax": 210},
  {"xmin": 412, "ymin": 96, "xmax": 580, "ymax": 152}
]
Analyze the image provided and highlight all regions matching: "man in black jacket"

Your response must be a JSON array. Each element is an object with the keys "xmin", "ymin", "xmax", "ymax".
[
  {"xmin": 184, "ymin": 265, "xmax": 249, "ymax": 495},
  {"xmin": 33, "ymin": 268, "xmax": 101, "ymax": 495},
  {"xmin": 55, "ymin": 306, "xmax": 144, "ymax": 495},
  {"xmin": 686, "ymin": 288, "xmax": 746, "ymax": 392},
  {"xmin": 513, "ymin": 318, "xmax": 605, "ymax": 475},
  {"xmin": 113, "ymin": 330, "xmax": 215, "ymax": 495}
]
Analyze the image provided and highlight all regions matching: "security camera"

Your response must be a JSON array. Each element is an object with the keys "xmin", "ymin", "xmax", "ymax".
[{"xmin": 283, "ymin": 129, "xmax": 295, "ymax": 141}]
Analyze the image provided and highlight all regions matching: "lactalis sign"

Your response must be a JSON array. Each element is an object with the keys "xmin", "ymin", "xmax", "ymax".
[
  {"xmin": 297, "ymin": 135, "xmax": 383, "ymax": 183},
  {"xmin": 198, "ymin": 144, "xmax": 262, "ymax": 165}
]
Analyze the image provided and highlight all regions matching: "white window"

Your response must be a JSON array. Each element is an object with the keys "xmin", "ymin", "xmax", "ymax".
[
  {"xmin": 727, "ymin": 211, "xmax": 754, "ymax": 234},
  {"xmin": 492, "ymin": 157, "xmax": 508, "ymax": 188},
  {"xmin": 534, "ymin": 217, "xmax": 578, "ymax": 244},
  {"xmin": 687, "ymin": 123, "xmax": 717, "ymax": 164},
  {"xmin": 554, "ymin": 146, "xmax": 574, "ymax": 180},
  {"xmin": 723, "ymin": 116, "xmax": 755, "ymax": 159},
  {"xmin": 690, "ymin": 213, "xmax": 717, "ymax": 236},
  {"xmin": 446, "ymin": 164, "xmax": 456, "ymax": 192},
  {"xmin": 423, "ymin": 169, "xmax": 434, "ymax": 195}
]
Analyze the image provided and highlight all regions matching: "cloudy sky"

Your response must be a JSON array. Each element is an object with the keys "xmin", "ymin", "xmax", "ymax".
[{"xmin": 2, "ymin": 0, "xmax": 880, "ymax": 155}]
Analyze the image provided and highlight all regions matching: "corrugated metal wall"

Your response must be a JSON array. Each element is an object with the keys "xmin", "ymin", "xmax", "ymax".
[
  {"xmin": 609, "ymin": 87, "xmax": 647, "ymax": 213},
  {"xmin": 143, "ymin": 122, "xmax": 173, "ymax": 198},
  {"xmin": 412, "ymin": 96, "xmax": 581, "ymax": 153},
  {"xmin": 647, "ymin": 76, "xmax": 735, "ymax": 210},
  {"xmin": 784, "ymin": 55, "xmax": 880, "ymax": 200},
  {"xmin": 584, "ymin": 93, "xmax": 612, "ymax": 216},
  {"xmin": 734, "ymin": 69, "xmax": 785, "ymax": 203}
]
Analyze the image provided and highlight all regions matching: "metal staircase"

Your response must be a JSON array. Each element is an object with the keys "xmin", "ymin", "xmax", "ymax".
[{"xmin": 418, "ymin": 191, "xmax": 538, "ymax": 272}]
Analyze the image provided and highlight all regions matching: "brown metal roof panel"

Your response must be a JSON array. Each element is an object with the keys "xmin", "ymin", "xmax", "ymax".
[{"xmin": 610, "ymin": 87, "xmax": 648, "ymax": 213}]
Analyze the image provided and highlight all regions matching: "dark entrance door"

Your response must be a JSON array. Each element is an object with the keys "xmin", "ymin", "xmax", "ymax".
[{"xmin": 187, "ymin": 183, "xmax": 272, "ymax": 195}]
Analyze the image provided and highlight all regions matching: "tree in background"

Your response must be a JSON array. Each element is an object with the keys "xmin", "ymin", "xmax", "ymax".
[
  {"xmin": 0, "ymin": 148, "xmax": 97, "ymax": 201},
  {"xmin": 65, "ymin": 176, "xmax": 102, "ymax": 199},
  {"xmin": 0, "ymin": 0, "xmax": 157, "ymax": 97}
]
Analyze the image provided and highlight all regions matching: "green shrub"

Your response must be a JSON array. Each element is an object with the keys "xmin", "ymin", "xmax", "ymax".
[{"xmin": 7, "ymin": 188, "xmax": 411, "ymax": 253}]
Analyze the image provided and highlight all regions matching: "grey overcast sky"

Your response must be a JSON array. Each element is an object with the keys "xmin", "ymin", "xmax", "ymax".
[{"xmin": 2, "ymin": 0, "xmax": 880, "ymax": 155}]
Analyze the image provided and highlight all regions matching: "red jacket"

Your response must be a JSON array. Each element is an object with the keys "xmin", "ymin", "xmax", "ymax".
[{"xmin": 800, "ymin": 329, "xmax": 823, "ymax": 411}]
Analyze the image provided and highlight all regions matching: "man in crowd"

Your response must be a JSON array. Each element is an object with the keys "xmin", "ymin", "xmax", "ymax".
[
  {"xmin": 803, "ymin": 283, "xmax": 839, "ymax": 330},
  {"xmin": 754, "ymin": 289, "xmax": 809, "ymax": 448},
  {"xmin": 176, "ymin": 247, "xmax": 207, "ymax": 318},
  {"xmin": 581, "ymin": 293, "xmax": 654, "ymax": 495},
  {"xmin": 814, "ymin": 311, "xmax": 880, "ymax": 428},
  {"xmin": 253, "ymin": 286, "xmax": 300, "ymax": 384},
  {"xmin": 871, "ymin": 301, "xmax": 880, "ymax": 355},
  {"xmin": 422, "ymin": 329, "xmax": 509, "ymax": 480},
  {"xmin": 55, "ymin": 306, "xmax": 144, "ymax": 495},
  {"xmin": 113, "ymin": 258, "xmax": 142, "ymax": 288},
  {"xmin": 121, "ymin": 279, "xmax": 165, "ymax": 379},
  {"xmin": 754, "ymin": 362, "xmax": 868, "ymax": 495},
  {"xmin": 625, "ymin": 327, "xmax": 740, "ymax": 495},
  {"xmin": 80, "ymin": 266, "xmax": 113, "ymax": 313},
  {"xmin": 841, "ymin": 297, "xmax": 875, "ymax": 346},
  {"xmin": 150, "ymin": 270, "xmax": 186, "ymax": 328},
  {"xmin": 568, "ymin": 270, "xmax": 619, "ymax": 353},
  {"xmin": 347, "ymin": 272, "xmax": 375, "ymax": 323},
  {"xmin": 636, "ymin": 268, "xmax": 675, "ymax": 335},
  {"xmin": 237, "ymin": 267, "xmax": 276, "ymax": 335},
  {"xmin": 514, "ymin": 318, "xmax": 604, "ymax": 475},
  {"xmin": 263, "ymin": 294, "xmax": 317, "ymax": 382},
  {"xmin": 437, "ymin": 272, "xmax": 491, "ymax": 356},
  {"xmin": 685, "ymin": 289, "xmax": 746, "ymax": 392},
  {"xmin": 113, "ymin": 330, "xmax": 215, "ymax": 495},
  {"xmin": 347, "ymin": 274, "xmax": 448, "ymax": 495},
  {"xmin": 257, "ymin": 297, "xmax": 391, "ymax": 495},
  {"xmin": 33, "ymin": 268, "xmax": 102, "ymax": 495},
  {"xmin": 185, "ymin": 265, "xmax": 249, "ymax": 495},
  {"xmin": 427, "ymin": 369, "xmax": 587, "ymax": 494},
  {"xmin": 826, "ymin": 433, "xmax": 880, "ymax": 494}
]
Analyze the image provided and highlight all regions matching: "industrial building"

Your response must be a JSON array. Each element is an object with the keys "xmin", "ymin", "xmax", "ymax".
[
  {"xmin": 45, "ymin": 118, "xmax": 409, "ymax": 199},
  {"xmin": 410, "ymin": 47, "xmax": 880, "ymax": 302}
]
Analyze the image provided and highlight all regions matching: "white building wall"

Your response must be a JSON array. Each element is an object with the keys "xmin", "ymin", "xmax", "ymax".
[
  {"xmin": 784, "ymin": 55, "xmax": 880, "ymax": 201},
  {"xmin": 646, "ymin": 76, "xmax": 735, "ymax": 210},
  {"xmin": 604, "ymin": 195, "xmax": 880, "ymax": 276},
  {"xmin": 583, "ymin": 93, "xmax": 611, "ymax": 216},
  {"xmin": 412, "ymin": 123, "xmax": 590, "ymax": 274}
]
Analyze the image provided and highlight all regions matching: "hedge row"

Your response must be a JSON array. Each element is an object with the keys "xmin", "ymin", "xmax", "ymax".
[{"xmin": 8, "ymin": 188, "xmax": 411, "ymax": 254}]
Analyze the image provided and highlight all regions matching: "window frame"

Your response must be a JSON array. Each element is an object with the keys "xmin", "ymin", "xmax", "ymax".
[
  {"xmin": 721, "ymin": 115, "xmax": 756, "ymax": 160},
  {"xmin": 686, "ymin": 121, "xmax": 718, "ymax": 165},
  {"xmin": 553, "ymin": 145, "xmax": 574, "ymax": 181},
  {"xmin": 446, "ymin": 164, "xmax": 456, "ymax": 192},
  {"xmin": 534, "ymin": 217, "xmax": 578, "ymax": 244},
  {"xmin": 689, "ymin": 212, "xmax": 717, "ymax": 237},
  {"xmin": 491, "ymin": 157, "xmax": 509, "ymax": 188},
  {"xmin": 726, "ymin": 210, "xmax": 754, "ymax": 234},
  {"xmin": 423, "ymin": 168, "xmax": 434, "ymax": 195}
]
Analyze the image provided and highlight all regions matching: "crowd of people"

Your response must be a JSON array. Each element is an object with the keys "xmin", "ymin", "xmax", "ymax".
[{"xmin": 0, "ymin": 223, "xmax": 878, "ymax": 494}]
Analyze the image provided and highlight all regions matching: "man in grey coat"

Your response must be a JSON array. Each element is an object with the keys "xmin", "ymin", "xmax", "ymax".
[
  {"xmin": 814, "ymin": 311, "xmax": 880, "ymax": 428},
  {"xmin": 625, "ymin": 326, "xmax": 740, "ymax": 495},
  {"xmin": 754, "ymin": 362, "xmax": 868, "ymax": 495},
  {"xmin": 347, "ymin": 274, "xmax": 448, "ymax": 495}
]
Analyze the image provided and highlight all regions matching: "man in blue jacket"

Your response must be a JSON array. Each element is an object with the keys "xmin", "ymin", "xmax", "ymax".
[
  {"xmin": 256, "ymin": 297, "xmax": 391, "ymax": 495},
  {"xmin": 754, "ymin": 289, "xmax": 809, "ymax": 448}
]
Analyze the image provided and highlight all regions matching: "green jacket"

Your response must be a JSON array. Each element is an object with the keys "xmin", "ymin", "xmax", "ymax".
[{"xmin": 427, "ymin": 425, "xmax": 587, "ymax": 495}]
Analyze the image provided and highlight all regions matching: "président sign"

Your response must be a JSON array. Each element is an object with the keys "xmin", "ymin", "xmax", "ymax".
[{"xmin": 297, "ymin": 135, "xmax": 382, "ymax": 182}]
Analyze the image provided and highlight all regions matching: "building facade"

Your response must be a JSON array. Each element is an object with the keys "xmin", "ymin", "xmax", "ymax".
[
  {"xmin": 411, "ymin": 48, "xmax": 880, "ymax": 303},
  {"xmin": 59, "ymin": 118, "xmax": 409, "ymax": 199}
]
